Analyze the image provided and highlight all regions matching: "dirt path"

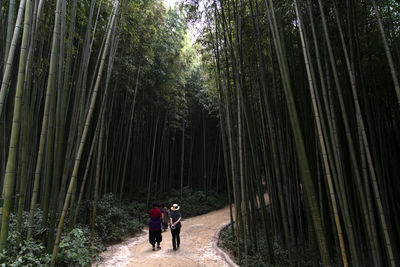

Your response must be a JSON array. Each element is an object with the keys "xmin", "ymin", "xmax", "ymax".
[{"xmin": 95, "ymin": 206, "xmax": 237, "ymax": 267}]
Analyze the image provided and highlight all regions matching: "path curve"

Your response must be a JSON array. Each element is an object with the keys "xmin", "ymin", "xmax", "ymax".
[{"xmin": 95, "ymin": 206, "xmax": 238, "ymax": 267}]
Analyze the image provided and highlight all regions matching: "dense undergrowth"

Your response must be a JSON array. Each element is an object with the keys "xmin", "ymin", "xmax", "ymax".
[
  {"xmin": 218, "ymin": 224, "xmax": 322, "ymax": 267},
  {"xmin": 0, "ymin": 194, "xmax": 144, "ymax": 266},
  {"xmin": 163, "ymin": 187, "xmax": 227, "ymax": 218},
  {"xmin": 0, "ymin": 190, "xmax": 226, "ymax": 265}
]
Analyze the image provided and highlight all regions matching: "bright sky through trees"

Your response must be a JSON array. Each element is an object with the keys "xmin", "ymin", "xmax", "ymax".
[
  {"xmin": 164, "ymin": 0, "xmax": 179, "ymax": 8},
  {"xmin": 163, "ymin": 0, "xmax": 202, "ymax": 49}
]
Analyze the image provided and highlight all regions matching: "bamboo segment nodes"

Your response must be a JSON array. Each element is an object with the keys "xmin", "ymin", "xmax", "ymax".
[
  {"xmin": 51, "ymin": 2, "xmax": 119, "ymax": 264},
  {"xmin": 27, "ymin": 0, "xmax": 62, "ymax": 240},
  {"xmin": 264, "ymin": 0, "xmax": 330, "ymax": 264},
  {"xmin": 0, "ymin": 0, "xmax": 30, "ymax": 252},
  {"xmin": 0, "ymin": 0, "xmax": 27, "ymax": 119},
  {"xmin": 294, "ymin": 1, "xmax": 347, "ymax": 265}
]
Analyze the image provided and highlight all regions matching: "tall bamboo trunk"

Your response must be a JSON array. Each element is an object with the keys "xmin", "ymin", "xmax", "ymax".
[
  {"xmin": 27, "ymin": 0, "xmax": 61, "ymax": 239},
  {"xmin": 146, "ymin": 113, "xmax": 159, "ymax": 207},
  {"xmin": 0, "ymin": 0, "xmax": 27, "ymax": 118},
  {"xmin": 264, "ymin": 0, "xmax": 330, "ymax": 264},
  {"xmin": 317, "ymin": 1, "xmax": 381, "ymax": 264},
  {"xmin": 3, "ymin": 0, "xmax": 16, "ymax": 72},
  {"xmin": 50, "ymin": 3, "xmax": 119, "ymax": 264},
  {"xmin": 180, "ymin": 119, "xmax": 185, "ymax": 199},
  {"xmin": 0, "ymin": 0, "xmax": 30, "ymax": 251},
  {"xmin": 370, "ymin": 0, "xmax": 400, "ymax": 106},
  {"xmin": 119, "ymin": 66, "xmax": 140, "ymax": 200},
  {"xmin": 294, "ymin": 1, "xmax": 347, "ymax": 265},
  {"xmin": 90, "ymin": 109, "xmax": 104, "ymax": 261},
  {"xmin": 332, "ymin": 2, "xmax": 395, "ymax": 265}
]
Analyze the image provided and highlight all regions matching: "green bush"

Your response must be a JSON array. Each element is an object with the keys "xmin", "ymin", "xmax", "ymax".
[
  {"xmin": 0, "ymin": 210, "xmax": 50, "ymax": 266},
  {"xmin": 0, "ymin": 194, "xmax": 145, "ymax": 266},
  {"xmin": 218, "ymin": 224, "xmax": 290, "ymax": 267},
  {"xmin": 94, "ymin": 193, "xmax": 145, "ymax": 243},
  {"xmin": 9, "ymin": 207, "xmax": 47, "ymax": 240},
  {"xmin": 0, "ymin": 191, "xmax": 226, "ymax": 266},
  {"xmin": 166, "ymin": 188, "xmax": 227, "ymax": 218},
  {"xmin": 0, "ymin": 231, "xmax": 51, "ymax": 266},
  {"xmin": 57, "ymin": 226, "xmax": 103, "ymax": 266},
  {"xmin": 219, "ymin": 225, "xmax": 320, "ymax": 267},
  {"xmin": 0, "ymin": 210, "xmax": 104, "ymax": 266}
]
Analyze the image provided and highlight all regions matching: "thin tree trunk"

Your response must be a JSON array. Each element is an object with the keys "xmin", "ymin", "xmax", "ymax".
[
  {"xmin": 264, "ymin": 0, "xmax": 330, "ymax": 264},
  {"xmin": 119, "ymin": 66, "xmax": 140, "ymax": 200},
  {"xmin": 90, "ymin": 110, "xmax": 104, "ymax": 261},
  {"xmin": 3, "ymin": 0, "xmax": 15, "ymax": 71},
  {"xmin": 27, "ymin": 0, "xmax": 61, "ymax": 239},
  {"xmin": 0, "ymin": 0, "xmax": 27, "ymax": 118},
  {"xmin": 50, "ymin": 3, "xmax": 119, "ymax": 264},
  {"xmin": 0, "ymin": 0, "xmax": 30, "ymax": 250},
  {"xmin": 294, "ymin": 1, "xmax": 347, "ymax": 265},
  {"xmin": 370, "ymin": 0, "xmax": 400, "ymax": 106},
  {"xmin": 332, "ymin": 3, "xmax": 395, "ymax": 265},
  {"xmin": 146, "ymin": 113, "xmax": 159, "ymax": 207},
  {"xmin": 180, "ymin": 119, "xmax": 185, "ymax": 199}
]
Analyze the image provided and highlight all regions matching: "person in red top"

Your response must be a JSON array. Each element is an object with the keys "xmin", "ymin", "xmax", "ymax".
[{"xmin": 149, "ymin": 202, "xmax": 162, "ymax": 251}]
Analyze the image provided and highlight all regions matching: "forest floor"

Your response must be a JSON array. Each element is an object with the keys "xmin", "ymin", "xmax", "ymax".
[{"xmin": 94, "ymin": 206, "xmax": 237, "ymax": 267}]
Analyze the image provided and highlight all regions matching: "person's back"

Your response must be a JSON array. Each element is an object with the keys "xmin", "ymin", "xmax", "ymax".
[
  {"xmin": 170, "ymin": 210, "xmax": 181, "ymax": 229},
  {"xmin": 149, "ymin": 207, "xmax": 162, "ymax": 231},
  {"xmin": 149, "ymin": 203, "xmax": 162, "ymax": 251},
  {"xmin": 169, "ymin": 204, "xmax": 182, "ymax": 250},
  {"xmin": 162, "ymin": 206, "xmax": 169, "ymax": 231}
]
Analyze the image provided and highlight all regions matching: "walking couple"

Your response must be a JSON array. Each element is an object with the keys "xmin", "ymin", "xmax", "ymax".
[{"xmin": 149, "ymin": 203, "xmax": 182, "ymax": 251}]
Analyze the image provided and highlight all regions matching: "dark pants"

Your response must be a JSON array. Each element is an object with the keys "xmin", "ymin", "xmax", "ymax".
[
  {"xmin": 163, "ymin": 222, "xmax": 168, "ymax": 231},
  {"xmin": 171, "ymin": 228, "xmax": 181, "ymax": 249},
  {"xmin": 149, "ymin": 230, "xmax": 162, "ymax": 247}
]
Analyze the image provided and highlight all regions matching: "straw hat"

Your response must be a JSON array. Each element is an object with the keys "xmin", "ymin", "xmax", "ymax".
[{"xmin": 171, "ymin": 204, "xmax": 180, "ymax": 211}]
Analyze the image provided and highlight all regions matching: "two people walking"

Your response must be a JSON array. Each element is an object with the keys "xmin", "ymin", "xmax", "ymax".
[{"xmin": 148, "ymin": 202, "xmax": 182, "ymax": 251}]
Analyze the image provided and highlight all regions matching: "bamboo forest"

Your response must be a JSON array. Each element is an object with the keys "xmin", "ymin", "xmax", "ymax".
[{"xmin": 0, "ymin": 0, "xmax": 399, "ymax": 266}]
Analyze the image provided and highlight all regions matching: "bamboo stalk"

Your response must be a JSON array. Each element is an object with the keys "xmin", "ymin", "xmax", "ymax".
[
  {"xmin": 370, "ymin": 0, "xmax": 400, "ymax": 106},
  {"xmin": 51, "ymin": 3, "xmax": 119, "ymax": 264},
  {"xmin": 294, "ymin": 1, "xmax": 347, "ymax": 265},
  {"xmin": 27, "ymin": 0, "xmax": 61, "ymax": 239},
  {"xmin": 0, "ymin": 0, "xmax": 30, "ymax": 251},
  {"xmin": 264, "ymin": 0, "xmax": 330, "ymax": 264},
  {"xmin": 0, "ymin": 0, "xmax": 27, "ymax": 118}
]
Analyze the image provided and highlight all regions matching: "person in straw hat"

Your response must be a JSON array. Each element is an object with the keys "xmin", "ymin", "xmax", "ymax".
[{"xmin": 169, "ymin": 203, "xmax": 182, "ymax": 250}]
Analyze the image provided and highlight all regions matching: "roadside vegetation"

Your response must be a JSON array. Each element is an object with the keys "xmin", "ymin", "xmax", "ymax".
[{"xmin": 0, "ymin": 190, "xmax": 226, "ymax": 265}]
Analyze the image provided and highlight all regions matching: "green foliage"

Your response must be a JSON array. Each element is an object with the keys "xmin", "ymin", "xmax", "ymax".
[
  {"xmin": 218, "ymin": 224, "xmax": 290, "ymax": 267},
  {"xmin": 0, "ymin": 232, "xmax": 51, "ymax": 266},
  {"xmin": 218, "ymin": 223, "xmax": 324, "ymax": 267},
  {"xmin": 166, "ymin": 188, "xmax": 227, "ymax": 218},
  {"xmin": 0, "ymin": 210, "xmax": 99, "ymax": 266},
  {"xmin": 0, "ymin": 194, "xmax": 146, "ymax": 266},
  {"xmin": 57, "ymin": 227, "xmax": 102, "ymax": 266},
  {"xmin": 0, "ymin": 191, "xmax": 225, "ymax": 266},
  {"xmin": 93, "ymin": 193, "xmax": 145, "ymax": 243}
]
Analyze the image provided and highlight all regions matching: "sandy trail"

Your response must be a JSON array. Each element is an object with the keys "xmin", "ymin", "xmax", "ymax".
[{"xmin": 95, "ymin": 206, "xmax": 236, "ymax": 267}]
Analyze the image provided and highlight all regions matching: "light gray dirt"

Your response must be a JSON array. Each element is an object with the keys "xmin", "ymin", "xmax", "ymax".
[{"xmin": 95, "ymin": 206, "xmax": 238, "ymax": 267}]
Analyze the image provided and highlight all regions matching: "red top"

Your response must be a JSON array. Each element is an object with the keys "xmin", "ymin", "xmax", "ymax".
[{"xmin": 149, "ymin": 208, "xmax": 162, "ymax": 230}]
